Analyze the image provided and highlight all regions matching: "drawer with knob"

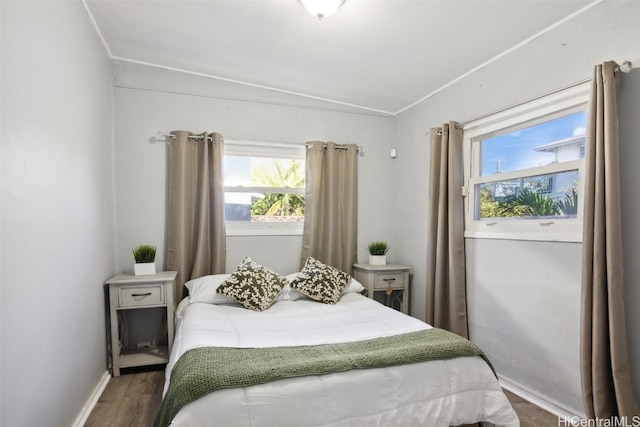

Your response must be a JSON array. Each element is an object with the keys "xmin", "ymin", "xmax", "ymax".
[
  {"xmin": 352, "ymin": 263, "xmax": 410, "ymax": 315},
  {"xmin": 118, "ymin": 284, "xmax": 164, "ymax": 308},
  {"xmin": 374, "ymin": 273, "xmax": 404, "ymax": 290}
]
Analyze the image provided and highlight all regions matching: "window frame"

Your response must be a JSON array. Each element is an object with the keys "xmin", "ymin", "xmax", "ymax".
[
  {"xmin": 463, "ymin": 83, "xmax": 590, "ymax": 242},
  {"xmin": 223, "ymin": 139, "xmax": 306, "ymax": 237}
]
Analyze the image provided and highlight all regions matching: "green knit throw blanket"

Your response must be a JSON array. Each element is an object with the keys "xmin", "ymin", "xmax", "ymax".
[{"xmin": 154, "ymin": 328, "xmax": 494, "ymax": 427}]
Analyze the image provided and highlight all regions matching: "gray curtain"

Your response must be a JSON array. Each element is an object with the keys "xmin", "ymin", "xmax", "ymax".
[
  {"xmin": 166, "ymin": 131, "xmax": 226, "ymax": 303},
  {"xmin": 580, "ymin": 62, "xmax": 640, "ymax": 418},
  {"xmin": 300, "ymin": 141, "xmax": 358, "ymax": 275},
  {"xmin": 426, "ymin": 122, "xmax": 468, "ymax": 338}
]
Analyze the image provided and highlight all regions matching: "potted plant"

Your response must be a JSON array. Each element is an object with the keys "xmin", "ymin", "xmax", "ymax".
[
  {"xmin": 132, "ymin": 244, "xmax": 156, "ymax": 275},
  {"xmin": 366, "ymin": 241, "xmax": 389, "ymax": 265}
]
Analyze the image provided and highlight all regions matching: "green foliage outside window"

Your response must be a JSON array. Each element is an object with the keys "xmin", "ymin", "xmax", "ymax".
[
  {"xmin": 556, "ymin": 187, "xmax": 578, "ymax": 215},
  {"xmin": 499, "ymin": 188, "xmax": 560, "ymax": 217},
  {"xmin": 250, "ymin": 159, "xmax": 305, "ymax": 218},
  {"xmin": 480, "ymin": 180, "xmax": 578, "ymax": 219}
]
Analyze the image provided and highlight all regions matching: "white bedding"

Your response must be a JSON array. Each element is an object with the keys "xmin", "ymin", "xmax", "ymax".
[{"xmin": 163, "ymin": 293, "xmax": 520, "ymax": 427}]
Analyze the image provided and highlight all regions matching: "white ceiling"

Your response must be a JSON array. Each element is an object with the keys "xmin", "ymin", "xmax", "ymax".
[{"xmin": 84, "ymin": 0, "xmax": 597, "ymax": 115}]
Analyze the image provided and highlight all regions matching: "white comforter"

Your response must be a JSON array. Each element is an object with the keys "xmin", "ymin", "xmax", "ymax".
[{"xmin": 164, "ymin": 293, "xmax": 520, "ymax": 427}]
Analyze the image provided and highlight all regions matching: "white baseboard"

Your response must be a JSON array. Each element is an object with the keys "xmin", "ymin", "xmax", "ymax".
[
  {"xmin": 499, "ymin": 375, "xmax": 586, "ymax": 421},
  {"xmin": 72, "ymin": 370, "xmax": 111, "ymax": 427}
]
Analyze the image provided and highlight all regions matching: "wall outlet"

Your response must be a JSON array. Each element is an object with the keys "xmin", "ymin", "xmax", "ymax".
[{"xmin": 137, "ymin": 341, "xmax": 152, "ymax": 349}]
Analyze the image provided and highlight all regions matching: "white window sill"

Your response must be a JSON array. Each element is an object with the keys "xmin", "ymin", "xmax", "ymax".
[
  {"xmin": 464, "ymin": 221, "xmax": 583, "ymax": 243},
  {"xmin": 225, "ymin": 222, "xmax": 304, "ymax": 237}
]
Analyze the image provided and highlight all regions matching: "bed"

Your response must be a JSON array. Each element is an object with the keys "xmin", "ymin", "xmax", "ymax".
[{"xmin": 154, "ymin": 257, "xmax": 520, "ymax": 427}]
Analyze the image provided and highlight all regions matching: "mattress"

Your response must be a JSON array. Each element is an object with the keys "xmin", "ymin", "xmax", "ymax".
[{"xmin": 161, "ymin": 293, "xmax": 520, "ymax": 427}]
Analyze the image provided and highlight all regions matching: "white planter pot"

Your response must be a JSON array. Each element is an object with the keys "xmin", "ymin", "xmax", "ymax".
[
  {"xmin": 369, "ymin": 255, "xmax": 387, "ymax": 265},
  {"xmin": 134, "ymin": 262, "xmax": 156, "ymax": 276}
]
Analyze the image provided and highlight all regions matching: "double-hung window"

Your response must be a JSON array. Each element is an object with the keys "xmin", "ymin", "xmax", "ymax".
[
  {"xmin": 463, "ymin": 84, "xmax": 589, "ymax": 242},
  {"xmin": 224, "ymin": 140, "xmax": 305, "ymax": 236}
]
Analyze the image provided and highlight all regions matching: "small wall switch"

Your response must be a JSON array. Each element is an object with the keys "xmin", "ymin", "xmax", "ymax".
[{"xmin": 390, "ymin": 148, "xmax": 397, "ymax": 159}]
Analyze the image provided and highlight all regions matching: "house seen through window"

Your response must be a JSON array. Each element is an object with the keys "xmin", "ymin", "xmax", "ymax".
[
  {"xmin": 477, "ymin": 110, "xmax": 585, "ymax": 220},
  {"xmin": 464, "ymin": 84, "xmax": 589, "ymax": 242}
]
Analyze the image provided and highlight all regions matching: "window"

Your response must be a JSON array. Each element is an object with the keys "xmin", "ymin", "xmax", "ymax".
[
  {"xmin": 224, "ymin": 140, "xmax": 305, "ymax": 236},
  {"xmin": 463, "ymin": 84, "xmax": 589, "ymax": 242}
]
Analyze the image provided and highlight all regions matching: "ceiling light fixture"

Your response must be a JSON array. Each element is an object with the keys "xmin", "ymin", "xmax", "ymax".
[{"xmin": 300, "ymin": 0, "xmax": 345, "ymax": 20}]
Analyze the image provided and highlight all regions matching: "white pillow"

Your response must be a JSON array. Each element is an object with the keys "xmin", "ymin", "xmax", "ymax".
[
  {"xmin": 186, "ymin": 272, "xmax": 294, "ymax": 305},
  {"xmin": 275, "ymin": 283, "xmax": 297, "ymax": 302},
  {"xmin": 344, "ymin": 277, "xmax": 365, "ymax": 294},
  {"xmin": 184, "ymin": 274, "xmax": 237, "ymax": 304},
  {"xmin": 185, "ymin": 272, "xmax": 364, "ymax": 305},
  {"xmin": 284, "ymin": 273, "xmax": 365, "ymax": 301}
]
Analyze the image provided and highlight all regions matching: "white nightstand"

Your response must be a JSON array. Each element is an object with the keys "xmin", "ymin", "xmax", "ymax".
[
  {"xmin": 353, "ymin": 263, "xmax": 410, "ymax": 315},
  {"xmin": 105, "ymin": 271, "xmax": 177, "ymax": 376}
]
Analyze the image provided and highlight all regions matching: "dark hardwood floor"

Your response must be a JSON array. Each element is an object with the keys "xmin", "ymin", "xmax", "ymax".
[
  {"xmin": 502, "ymin": 389, "xmax": 559, "ymax": 426},
  {"xmin": 85, "ymin": 367, "xmax": 165, "ymax": 427},
  {"xmin": 85, "ymin": 366, "xmax": 559, "ymax": 426}
]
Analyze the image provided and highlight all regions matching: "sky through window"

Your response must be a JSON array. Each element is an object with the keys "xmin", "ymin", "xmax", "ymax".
[{"xmin": 481, "ymin": 111, "xmax": 587, "ymax": 176}]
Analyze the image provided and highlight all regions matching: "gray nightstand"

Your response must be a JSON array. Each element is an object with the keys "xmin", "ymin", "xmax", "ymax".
[
  {"xmin": 105, "ymin": 271, "xmax": 177, "ymax": 376},
  {"xmin": 353, "ymin": 263, "xmax": 410, "ymax": 314}
]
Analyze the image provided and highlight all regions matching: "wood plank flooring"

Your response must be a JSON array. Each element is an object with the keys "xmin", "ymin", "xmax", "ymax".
[
  {"xmin": 502, "ymin": 389, "xmax": 559, "ymax": 426},
  {"xmin": 85, "ymin": 367, "xmax": 165, "ymax": 427},
  {"xmin": 85, "ymin": 366, "xmax": 559, "ymax": 426}
]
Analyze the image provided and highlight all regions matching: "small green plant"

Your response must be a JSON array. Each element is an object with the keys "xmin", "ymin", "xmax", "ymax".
[
  {"xmin": 500, "ymin": 188, "xmax": 559, "ymax": 217},
  {"xmin": 557, "ymin": 187, "xmax": 578, "ymax": 215},
  {"xmin": 132, "ymin": 244, "xmax": 156, "ymax": 263},
  {"xmin": 366, "ymin": 241, "xmax": 390, "ymax": 256}
]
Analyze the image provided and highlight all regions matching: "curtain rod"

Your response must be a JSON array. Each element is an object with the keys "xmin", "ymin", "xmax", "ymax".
[
  {"xmin": 426, "ymin": 60, "xmax": 633, "ymax": 137},
  {"xmin": 155, "ymin": 131, "xmax": 211, "ymax": 142},
  {"xmin": 460, "ymin": 60, "xmax": 633, "ymax": 130},
  {"xmin": 305, "ymin": 142, "xmax": 364, "ymax": 155},
  {"xmin": 153, "ymin": 131, "xmax": 364, "ymax": 155},
  {"xmin": 615, "ymin": 60, "xmax": 633, "ymax": 74},
  {"xmin": 430, "ymin": 123, "xmax": 464, "ymax": 136}
]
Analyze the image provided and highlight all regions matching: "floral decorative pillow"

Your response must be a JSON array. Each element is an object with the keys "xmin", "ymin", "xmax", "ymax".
[
  {"xmin": 216, "ymin": 257, "xmax": 288, "ymax": 311},
  {"xmin": 285, "ymin": 273, "xmax": 364, "ymax": 301},
  {"xmin": 289, "ymin": 257, "xmax": 351, "ymax": 304}
]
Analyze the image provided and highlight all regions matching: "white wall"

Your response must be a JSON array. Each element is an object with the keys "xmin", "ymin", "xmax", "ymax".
[
  {"xmin": 1, "ymin": 1, "xmax": 114, "ymax": 426},
  {"xmin": 112, "ymin": 61, "xmax": 397, "ymax": 277},
  {"xmin": 394, "ymin": 0, "xmax": 640, "ymax": 416},
  {"xmin": 619, "ymin": 68, "xmax": 640, "ymax": 402},
  {"xmin": 466, "ymin": 240, "xmax": 583, "ymax": 410}
]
